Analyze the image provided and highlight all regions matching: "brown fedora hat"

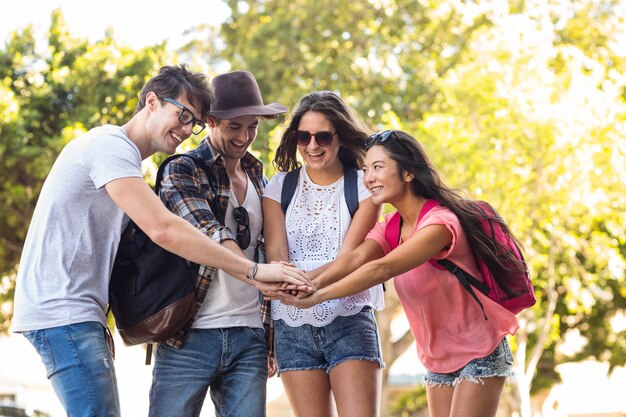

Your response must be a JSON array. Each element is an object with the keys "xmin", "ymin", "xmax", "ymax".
[{"xmin": 209, "ymin": 71, "xmax": 287, "ymax": 119}]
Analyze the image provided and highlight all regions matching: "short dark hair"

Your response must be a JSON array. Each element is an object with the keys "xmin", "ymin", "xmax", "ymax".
[
  {"xmin": 274, "ymin": 91, "xmax": 372, "ymax": 172},
  {"xmin": 134, "ymin": 65, "xmax": 213, "ymax": 119}
]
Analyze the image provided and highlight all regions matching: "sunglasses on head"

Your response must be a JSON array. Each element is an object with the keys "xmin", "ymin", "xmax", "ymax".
[
  {"xmin": 365, "ymin": 130, "xmax": 400, "ymax": 149},
  {"xmin": 233, "ymin": 206, "xmax": 251, "ymax": 250},
  {"xmin": 293, "ymin": 130, "xmax": 336, "ymax": 147},
  {"xmin": 161, "ymin": 97, "xmax": 206, "ymax": 135}
]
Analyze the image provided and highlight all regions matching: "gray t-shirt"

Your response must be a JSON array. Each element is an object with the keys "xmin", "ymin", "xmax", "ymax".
[{"xmin": 11, "ymin": 125, "xmax": 143, "ymax": 332}]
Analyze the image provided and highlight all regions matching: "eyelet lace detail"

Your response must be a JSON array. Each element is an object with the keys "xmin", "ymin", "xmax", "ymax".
[{"xmin": 271, "ymin": 167, "xmax": 384, "ymax": 327}]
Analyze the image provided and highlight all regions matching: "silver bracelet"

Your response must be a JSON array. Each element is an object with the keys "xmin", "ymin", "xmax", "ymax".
[{"xmin": 247, "ymin": 262, "xmax": 258, "ymax": 280}]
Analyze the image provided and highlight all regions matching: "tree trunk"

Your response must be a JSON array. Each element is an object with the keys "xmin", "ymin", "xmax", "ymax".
[
  {"xmin": 512, "ymin": 247, "xmax": 559, "ymax": 417},
  {"xmin": 512, "ymin": 321, "xmax": 532, "ymax": 417},
  {"xmin": 376, "ymin": 281, "xmax": 415, "ymax": 417}
]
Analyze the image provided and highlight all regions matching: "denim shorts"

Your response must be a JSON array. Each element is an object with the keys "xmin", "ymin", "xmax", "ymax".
[
  {"xmin": 423, "ymin": 338, "xmax": 514, "ymax": 387},
  {"xmin": 274, "ymin": 307, "xmax": 384, "ymax": 374}
]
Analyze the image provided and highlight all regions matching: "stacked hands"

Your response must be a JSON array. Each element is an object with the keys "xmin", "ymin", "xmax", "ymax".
[{"xmin": 254, "ymin": 261, "xmax": 320, "ymax": 309}]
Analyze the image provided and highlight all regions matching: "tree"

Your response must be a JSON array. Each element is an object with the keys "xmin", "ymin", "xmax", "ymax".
[
  {"xmin": 181, "ymin": 0, "xmax": 490, "ymax": 175},
  {"xmin": 180, "ymin": 1, "xmax": 626, "ymax": 416},
  {"xmin": 179, "ymin": 0, "xmax": 497, "ymax": 414},
  {"xmin": 2, "ymin": 2, "xmax": 625, "ymax": 416},
  {"xmin": 413, "ymin": 1, "xmax": 626, "ymax": 415},
  {"xmin": 0, "ymin": 9, "xmax": 172, "ymax": 331}
]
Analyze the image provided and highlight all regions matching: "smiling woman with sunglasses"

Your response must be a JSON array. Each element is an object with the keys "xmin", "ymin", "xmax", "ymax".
[{"xmin": 263, "ymin": 91, "xmax": 385, "ymax": 417}]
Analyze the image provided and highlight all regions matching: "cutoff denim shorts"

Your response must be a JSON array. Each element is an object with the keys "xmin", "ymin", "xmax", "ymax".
[
  {"xmin": 423, "ymin": 338, "xmax": 514, "ymax": 387},
  {"xmin": 274, "ymin": 306, "xmax": 384, "ymax": 374}
]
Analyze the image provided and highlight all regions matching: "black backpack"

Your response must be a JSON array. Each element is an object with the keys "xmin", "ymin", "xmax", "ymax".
[
  {"xmin": 280, "ymin": 165, "xmax": 359, "ymax": 217},
  {"xmin": 109, "ymin": 154, "xmax": 210, "ymax": 349}
]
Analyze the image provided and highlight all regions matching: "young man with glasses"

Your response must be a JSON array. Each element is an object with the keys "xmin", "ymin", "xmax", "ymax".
[
  {"xmin": 148, "ymin": 70, "xmax": 289, "ymax": 417},
  {"xmin": 11, "ymin": 65, "xmax": 308, "ymax": 417}
]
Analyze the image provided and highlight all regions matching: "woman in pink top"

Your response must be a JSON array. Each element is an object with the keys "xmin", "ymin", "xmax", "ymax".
[{"xmin": 271, "ymin": 130, "xmax": 522, "ymax": 417}]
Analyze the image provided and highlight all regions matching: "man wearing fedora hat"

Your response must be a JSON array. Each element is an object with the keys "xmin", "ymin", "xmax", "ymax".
[{"xmin": 148, "ymin": 71, "xmax": 289, "ymax": 417}]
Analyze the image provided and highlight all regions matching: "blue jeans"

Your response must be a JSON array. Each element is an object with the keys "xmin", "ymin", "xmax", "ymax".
[
  {"xmin": 22, "ymin": 321, "xmax": 120, "ymax": 417},
  {"xmin": 149, "ymin": 327, "xmax": 268, "ymax": 417}
]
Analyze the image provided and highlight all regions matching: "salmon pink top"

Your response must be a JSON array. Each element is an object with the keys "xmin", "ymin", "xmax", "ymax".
[{"xmin": 366, "ymin": 205, "xmax": 519, "ymax": 373}]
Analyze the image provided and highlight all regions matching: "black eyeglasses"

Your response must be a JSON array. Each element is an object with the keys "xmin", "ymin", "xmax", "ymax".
[
  {"xmin": 162, "ymin": 97, "xmax": 206, "ymax": 135},
  {"xmin": 233, "ymin": 206, "xmax": 251, "ymax": 250},
  {"xmin": 365, "ymin": 130, "xmax": 400, "ymax": 149},
  {"xmin": 293, "ymin": 130, "xmax": 336, "ymax": 147}
]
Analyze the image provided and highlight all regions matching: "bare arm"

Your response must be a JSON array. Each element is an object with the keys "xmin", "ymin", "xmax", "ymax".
[
  {"xmin": 263, "ymin": 238, "xmax": 384, "ymax": 301},
  {"xmin": 259, "ymin": 197, "xmax": 314, "ymax": 294},
  {"xmin": 262, "ymin": 197, "xmax": 289, "ymax": 263},
  {"xmin": 282, "ymin": 224, "xmax": 453, "ymax": 308},
  {"xmin": 317, "ymin": 239, "xmax": 386, "ymax": 285},
  {"xmin": 337, "ymin": 197, "xmax": 381, "ymax": 255},
  {"xmin": 105, "ymin": 177, "xmax": 309, "ymax": 285}
]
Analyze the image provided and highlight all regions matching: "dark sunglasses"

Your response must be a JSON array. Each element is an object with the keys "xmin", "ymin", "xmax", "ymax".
[
  {"xmin": 293, "ymin": 130, "xmax": 336, "ymax": 147},
  {"xmin": 162, "ymin": 97, "xmax": 206, "ymax": 135},
  {"xmin": 233, "ymin": 206, "xmax": 251, "ymax": 250},
  {"xmin": 365, "ymin": 130, "xmax": 400, "ymax": 149}
]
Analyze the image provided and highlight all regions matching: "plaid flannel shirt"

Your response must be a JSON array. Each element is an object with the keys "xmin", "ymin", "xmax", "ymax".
[{"xmin": 158, "ymin": 139, "xmax": 272, "ymax": 355}]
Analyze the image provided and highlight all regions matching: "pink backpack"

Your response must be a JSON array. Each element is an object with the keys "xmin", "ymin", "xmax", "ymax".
[{"xmin": 384, "ymin": 199, "xmax": 536, "ymax": 318}]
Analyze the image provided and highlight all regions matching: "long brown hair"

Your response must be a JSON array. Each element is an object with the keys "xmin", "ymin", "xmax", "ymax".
[
  {"xmin": 274, "ymin": 91, "xmax": 372, "ymax": 172},
  {"xmin": 371, "ymin": 130, "xmax": 525, "ymax": 296}
]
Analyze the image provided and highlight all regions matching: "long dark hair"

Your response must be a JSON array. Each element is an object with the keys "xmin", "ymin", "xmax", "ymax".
[
  {"xmin": 372, "ymin": 130, "xmax": 525, "ymax": 296},
  {"xmin": 274, "ymin": 91, "xmax": 372, "ymax": 172}
]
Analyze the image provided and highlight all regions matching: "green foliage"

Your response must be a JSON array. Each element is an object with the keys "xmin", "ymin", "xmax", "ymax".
[
  {"xmin": 181, "ymin": 0, "xmax": 491, "ymax": 166},
  {"xmin": 413, "ymin": 0, "xmax": 626, "ymax": 400},
  {"xmin": 182, "ymin": 0, "xmax": 626, "ymax": 412},
  {"xmin": 1, "ymin": 4, "xmax": 625, "ymax": 415},
  {"xmin": 390, "ymin": 384, "xmax": 428, "ymax": 417},
  {"xmin": 0, "ymin": 9, "xmax": 171, "ymax": 331}
]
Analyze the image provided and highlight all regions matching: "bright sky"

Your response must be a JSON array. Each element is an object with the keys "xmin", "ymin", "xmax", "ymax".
[{"xmin": 1, "ymin": 0, "xmax": 231, "ymax": 49}]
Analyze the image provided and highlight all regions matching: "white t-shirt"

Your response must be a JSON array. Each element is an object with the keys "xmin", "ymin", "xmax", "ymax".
[
  {"xmin": 192, "ymin": 175, "xmax": 264, "ymax": 329},
  {"xmin": 264, "ymin": 165, "xmax": 384, "ymax": 327},
  {"xmin": 12, "ymin": 125, "xmax": 143, "ymax": 332}
]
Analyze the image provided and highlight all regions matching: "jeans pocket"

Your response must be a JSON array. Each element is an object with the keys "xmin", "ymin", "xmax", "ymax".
[
  {"xmin": 244, "ymin": 327, "xmax": 266, "ymax": 342},
  {"xmin": 499, "ymin": 338, "xmax": 514, "ymax": 365},
  {"xmin": 23, "ymin": 330, "xmax": 56, "ymax": 377}
]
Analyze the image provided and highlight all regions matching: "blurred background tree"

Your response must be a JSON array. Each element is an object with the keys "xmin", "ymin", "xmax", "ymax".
[
  {"xmin": 0, "ymin": 9, "xmax": 172, "ymax": 331},
  {"xmin": 1, "ymin": 1, "xmax": 625, "ymax": 416}
]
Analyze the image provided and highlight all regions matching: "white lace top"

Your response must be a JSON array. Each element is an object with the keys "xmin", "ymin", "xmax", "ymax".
[{"xmin": 264, "ymin": 166, "xmax": 385, "ymax": 327}]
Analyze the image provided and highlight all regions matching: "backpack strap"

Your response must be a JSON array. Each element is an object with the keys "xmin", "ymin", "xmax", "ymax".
[
  {"xmin": 155, "ymin": 154, "xmax": 185, "ymax": 194},
  {"xmin": 343, "ymin": 166, "xmax": 359, "ymax": 218},
  {"xmin": 155, "ymin": 154, "xmax": 209, "ymax": 192},
  {"xmin": 121, "ymin": 154, "xmax": 194, "ymax": 232},
  {"xmin": 280, "ymin": 167, "xmax": 302, "ymax": 214},
  {"xmin": 156, "ymin": 154, "xmax": 223, "ymax": 225},
  {"xmin": 384, "ymin": 199, "xmax": 440, "ymax": 251},
  {"xmin": 437, "ymin": 259, "xmax": 489, "ymax": 320}
]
